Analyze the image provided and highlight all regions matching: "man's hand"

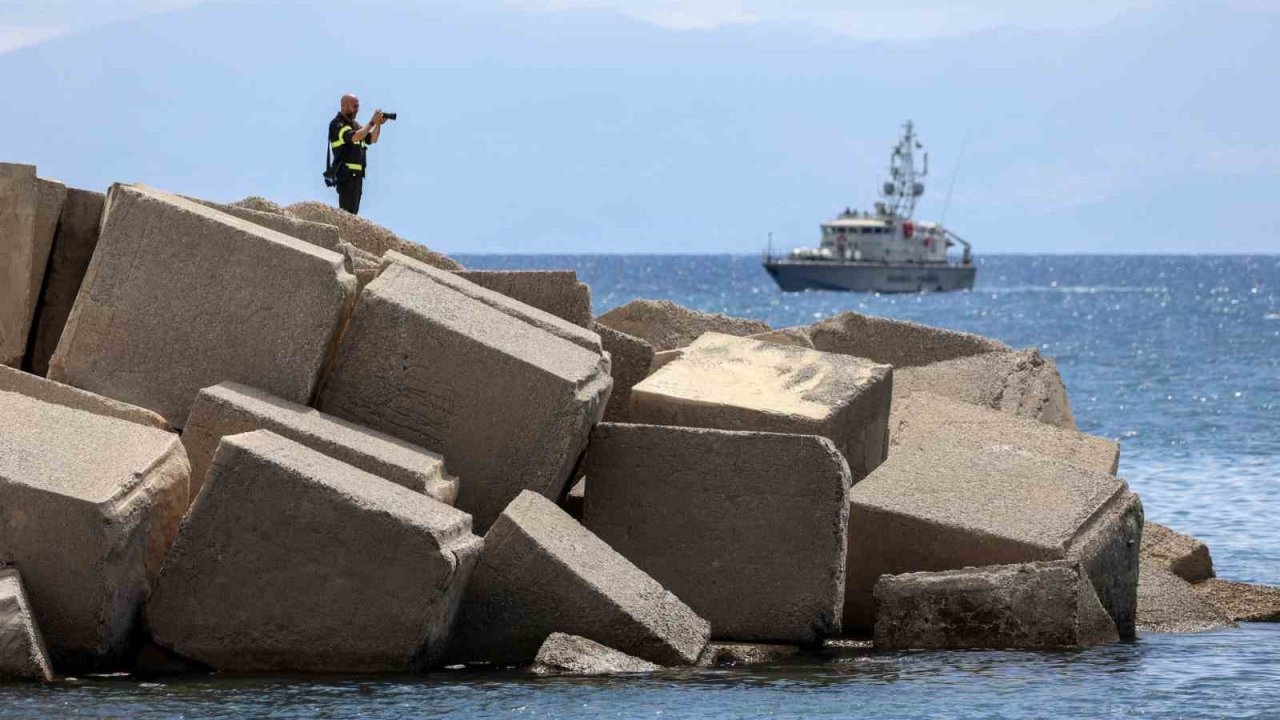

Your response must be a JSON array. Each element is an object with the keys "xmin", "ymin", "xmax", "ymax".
[{"xmin": 371, "ymin": 110, "xmax": 386, "ymax": 126}]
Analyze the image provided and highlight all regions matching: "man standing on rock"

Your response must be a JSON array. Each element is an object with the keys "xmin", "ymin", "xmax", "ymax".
[{"xmin": 327, "ymin": 94, "xmax": 387, "ymax": 215}]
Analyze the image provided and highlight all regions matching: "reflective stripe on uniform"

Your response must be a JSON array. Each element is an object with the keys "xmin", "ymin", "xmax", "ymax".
[
  {"xmin": 330, "ymin": 139, "xmax": 344, "ymax": 149},
  {"xmin": 338, "ymin": 126, "xmax": 352, "ymax": 140},
  {"xmin": 345, "ymin": 163, "xmax": 363, "ymax": 171}
]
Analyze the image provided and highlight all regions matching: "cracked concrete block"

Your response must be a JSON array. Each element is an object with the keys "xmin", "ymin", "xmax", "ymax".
[
  {"xmin": 894, "ymin": 349, "xmax": 1077, "ymax": 430},
  {"xmin": 0, "ymin": 567, "xmax": 55, "ymax": 682},
  {"xmin": 597, "ymin": 299, "xmax": 770, "ymax": 351},
  {"xmin": 455, "ymin": 270, "xmax": 593, "ymax": 328},
  {"xmin": 532, "ymin": 633, "xmax": 660, "ymax": 676},
  {"xmin": 808, "ymin": 311, "xmax": 1008, "ymax": 368}
]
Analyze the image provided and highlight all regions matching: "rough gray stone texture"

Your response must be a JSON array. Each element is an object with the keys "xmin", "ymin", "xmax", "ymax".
[
  {"xmin": 0, "ymin": 386, "xmax": 189, "ymax": 670},
  {"xmin": 532, "ymin": 633, "xmax": 661, "ymax": 676},
  {"xmin": 286, "ymin": 200, "xmax": 464, "ymax": 271},
  {"xmin": 319, "ymin": 263, "xmax": 612, "ymax": 532},
  {"xmin": 1191, "ymin": 579, "xmax": 1280, "ymax": 623},
  {"xmin": 873, "ymin": 561, "xmax": 1120, "ymax": 650},
  {"xmin": 1136, "ymin": 565, "xmax": 1234, "ymax": 633},
  {"xmin": 229, "ymin": 196, "xmax": 288, "ymax": 214},
  {"xmin": 648, "ymin": 348, "xmax": 684, "ymax": 374},
  {"xmin": 450, "ymin": 491, "xmax": 710, "ymax": 666},
  {"xmin": 630, "ymin": 333, "xmax": 893, "ymax": 480},
  {"xmin": 748, "ymin": 326, "xmax": 816, "ymax": 349},
  {"xmin": 0, "ymin": 164, "xmax": 42, "ymax": 367},
  {"xmin": 0, "ymin": 567, "xmax": 55, "ymax": 682},
  {"xmin": 25, "ymin": 187, "xmax": 105, "ymax": 377},
  {"xmin": 890, "ymin": 392, "xmax": 1119, "ymax": 474},
  {"xmin": 146, "ymin": 430, "xmax": 481, "ymax": 673},
  {"xmin": 341, "ymin": 241, "xmax": 381, "ymax": 291},
  {"xmin": 186, "ymin": 197, "xmax": 342, "ymax": 251},
  {"xmin": 562, "ymin": 479, "xmax": 586, "ymax": 520},
  {"xmin": 846, "ymin": 445, "xmax": 1143, "ymax": 637},
  {"xmin": 456, "ymin": 270, "xmax": 593, "ymax": 329},
  {"xmin": 596, "ymin": 299, "xmax": 771, "ymax": 351},
  {"xmin": 383, "ymin": 252, "xmax": 601, "ymax": 352},
  {"xmin": 894, "ymin": 349, "xmax": 1077, "ymax": 430},
  {"xmin": 808, "ymin": 311, "xmax": 1009, "ymax": 368},
  {"xmin": 595, "ymin": 323, "xmax": 655, "ymax": 423},
  {"xmin": 183, "ymin": 381, "xmax": 457, "ymax": 503},
  {"xmin": 1142, "ymin": 523, "xmax": 1215, "ymax": 583},
  {"xmin": 696, "ymin": 642, "xmax": 801, "ymax": 668},
  {"xmin": 0, "ymin": 364, "xmax": 170, "ymax": 430},
  {"xmin": 584, "ymin": 423, "xmax": 851, "ymax": 644},
  {"xmin": 48, "ymin": 185, "xmax": 357, "ymax": 429}
]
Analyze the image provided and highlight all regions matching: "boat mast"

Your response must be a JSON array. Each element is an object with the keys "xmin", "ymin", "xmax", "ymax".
[{"xmin": 880, "ymin": 120, "xmax": 927, "ymax": 220}]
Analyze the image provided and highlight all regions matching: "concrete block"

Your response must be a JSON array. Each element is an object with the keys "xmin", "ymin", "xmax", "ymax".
[
  {"xmin": 456, "ymin": 270, "xmax": 593, "ymax": 328},
  {"xmin": 0, "ymin": 385, "xmax": 189, "ymax": 670},
  {"xmin": 319, "ymin": 263, "xmax": 611, "ymax": 532},
  {"xmin": 0, "ymin": 364, "xmax": 169, "ymax": 430},
  {"xmin": 584, "ymin": 423, "xmax": 851, "ymax": 644},
  {"xmin": 748, "ymin": 326, "xmax": 816, "ymax": 349},
  {"xmin": 647, "ymin": 348, "xmax": 683, "ymax": 374},
  {"xmin": 597, "ymin": 299, "xmax": 770, "ymax": 351},
  {"xmin": 1141, "ymin": 522, "xmax": 1215, "ymax": 583},
  {"xmin": 846, "ymin": 445, "xmax": 1143, "ymax": 637},
  {"xmin": 630, "ymin": 333, "xmax": 893, "ymax": 480},
  {"xmin": 48, "ymin": 185, "xmax": 357, "ymax": 428},
  {"xmin": 0, "ymin": 164, "xmax": 40, "ymax": 366},
  {"xmin": 808, "ymin": 311, "xmax": 1008, "ymax": 367},
  {"xmin": 890, "ymin": 392, "xmax": 1118, "ymax": 474},
  {"xmin": 532, "ymin": 633, "xmax": 661, "ymax": 676},
  {"xmin": 183, "ymin": 381, "xmax": 457, "ymax": 502},
  {"xmin": 25, "ymin": 187, "xmax": 104, "ymax": 377},
  {"xmin": 1136, "ymin": 565, "xmax": 1234, "ymax": 633},
  {"xmin": 894, "ymin": 349, "xmax": 1077, "ymax": 430},
  {"xmin": 450, "ymin": 491, "xmax": 709, "ymax": 666},
  {"xmin": 696, "ymin": 642, "xmax": 801, "ymax": 668},
  {"xmin": 286, "ymin": 200, "xmax": 464, "ymax": 271},
  {"xmin": 146, "ymin": 431, "xmax": 481, "ymax": 673},
  {"xmin": 0, "ymin": 567, "xmax": 55, "ymax": 682},
  {"xmin": 874, "ymin": 561, "xmax": 1119, "ymax": 649},
  {"xmin": 595, "ymin": 322, "xmax": 654, "ymax": 423},
  {"xmin": 186, "ymin": 197, "xmax": 342, "ymax": 252},
  {"xmin": 1191, "ymin": 579, "xmax": 1280, "ymax": 623}
]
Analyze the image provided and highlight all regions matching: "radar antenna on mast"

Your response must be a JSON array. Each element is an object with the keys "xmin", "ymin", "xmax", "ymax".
[{"xmin": 879, "ymin": 120, "xmax": 927, "ymax": 219}]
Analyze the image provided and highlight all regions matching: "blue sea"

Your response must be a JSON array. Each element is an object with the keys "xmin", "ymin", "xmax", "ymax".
[{"xmin": 3, "ymin": 255, "xmax": 1278, "ymax": 719}]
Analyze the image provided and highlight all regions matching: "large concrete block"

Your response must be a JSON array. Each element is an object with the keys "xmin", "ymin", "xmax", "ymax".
[
  {"xmin": 630, "ymin": 333, "xmax": 893, "ymax": 480},
  {"xmin": 319, "ymin": 263, "xmax": 611, "ymax": 532},
  {"xmin": 532, "ymin": 633, "xmax": 661, "ymax": 676},
  {"xmin": 890, "ymin": 392, "xmax": 1118, "ymax": 474},
  {"xmin": 808, "ymin": 311, "xmax": 1008, "ymax": 367},
  {"xmin": 455, "ymin": 270, "xmax": 592, "ymax": 328},
  {"xmin": 584, "ymin": 423, "xmax": 851, "ymax": 644},
  {"xmin": 0, "ymin": 385, "xmax": 189, "ymax": 670},
  {"xmin": 146, "ymin": 430, "xmax": 482, "ymax": 673},
  {"xmin": 1136, "ymin": 565, "xmax": 1234, "ymax": 633},
  {"xmin": 186, "ymin": 197, "xmax": 342, "ymax": 252},
  {"xmin": 0, "ymin": 567, "xmax": 55, "ymax": 682},
  {"xmin": 873, "ymin": 561, "xmax": 1119, "ymax": 649},
  {"xmin": 183, "ymin": 381, "xmax": 457, "ymax": 502},
  {"xmin": 48, "ymin": 185, "xmax": 357, "ymax": 428},
  {"xmin": 450, "ymin": 491, "xmax": 709, "ymax": 666},
  {"xmin": 25, "ymin": 187, "xmax": 105, "ymax": 377},
  {"xmin": 597, "ymin": 299, "xmax": 770, "ymax": 351},
  {"xmin": 0, "ymin": 164, "xmax": 40, "ymax": 367},
  {"xmin": 1141, "ymin": 522, "xmax": 1215, "ymax": 583},
  {"xmin": 696, "ymin": 642, "xmax": 801, "ymax": 668},
  {"xmin": 595, "ymin": 322, "xmax": 654, "ymax": 423},
  {"xmin": 286, "ymin": 200, "xmax": 464, "ymax": 271},
  {"xmin": 894, "ymin": 349, "xmax": 1077, "ymax": 430},
  {"xmin": 0, "ymin": 364, "xmax": 169, "ymax": 430},
  {"xmin": 846, "ymin": 445, "xmax": 1142, "ymax": 636},
  {"xmin": 1191, "ymin": 579, "xmax": 1280, "ymax": 623}
]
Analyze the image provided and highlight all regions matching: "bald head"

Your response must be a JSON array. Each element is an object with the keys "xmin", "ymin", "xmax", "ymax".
[{"xmin": 341, "ymin": 94, "xmax": 359, "ymax": 119}]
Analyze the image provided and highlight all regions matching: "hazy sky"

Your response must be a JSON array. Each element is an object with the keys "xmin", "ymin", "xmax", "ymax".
[{"xmin": 3, "ymin": 0, "xmax": 1278, "ymax": 254}]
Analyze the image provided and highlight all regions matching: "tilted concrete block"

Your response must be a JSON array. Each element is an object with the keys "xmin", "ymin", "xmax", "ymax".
[
  {"xmin": 287, "ymin": 200, "xmax": 464, "ymax": 271},
  {"xmin": 584, "ymin": 423, "xmax": 851, "ymax": 645},
  {"xmin": 630, "ymin": 333, "xmax": 892, "ymax": 480},
  {"xmin": 0, "ymin": 364, "xmax": 169, "ymax": 430},
  {"xmin": 0, "ymin": 567, "xmax": 55, "ymax": 682},
  {"xmin": 808, "ymin": 311, "xmax": 1008, "ymax": 368},
  {"xmin": 146, "ymin": 431, "xmax": 482, "ymax": 673},
  {"xmin": 449, "ymin": 491, "xmax": 709, "ymax": 666},
  {"xmin": 183, "ymin": 381, "xmax": 457, "ymax": 503},
  {"xmin": 1191, "ymin": 578, "xmax": 1280, "ymax": 623},
  {"xmin": 455, "ymin": 270, "xmax": 593, "ymax": 329},
  {"xmin": 895, "ymin": 349, "xmax": 1077, "ymax": 430},
  {"xmin": 846, "ymin": 445, "xmax": 1143, "ymax": 637},
  {"xmin": 1141, "ymin": 522, "xmax": 1215, "ymax": 583},
  {"xmin": 532, "ymin": 633, "xmax": 661, "ymax": 676},
  {"xmin": 0, "ymin": 164, "xmax": 42, "ymax": 366},
  {"xmin": 890, "ymin": 392, "xmax": 1118, "ymax": 474},
  {"xmin": 186, "ymin": 197, "xmax": 342, "ymax": 252},
  {"xmin": 0, "ymin": 385, "xmax": 189, "ymax": 670},
  {"xmin": 873, "ymin": 561, "xmax": 1119, "ymax": 650},
  {"xmin": 595, "ymin": 322, "xmax": 654, "ymax": 423},
  {"xmin": 319, "ymin": 263, "xmax": 611, "ymax": 532},
  {"xmin": 47, "ymin": 185, "xmax": 357, "ymax": 428},
  {"xmin": 1136, "ymin": 565, "xmax": 1234, "ymax": 634},
  {"xmin": 596, "ymin": 299, "xmax": 771, "ymax": 351},
  {"xmin": 696, "ymin": 642, "xmax": 801, "ymax": 668}
]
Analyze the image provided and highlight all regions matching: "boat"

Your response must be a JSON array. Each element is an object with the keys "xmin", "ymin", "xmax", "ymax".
[{"xmin": 763, "ymin": 121, "xmax": 976, "ymax": 293}]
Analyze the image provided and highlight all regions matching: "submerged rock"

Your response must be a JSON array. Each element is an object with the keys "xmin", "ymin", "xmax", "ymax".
[{"xmin": 532, "ymin": 633, "xmax": 660, "ymax": 676}]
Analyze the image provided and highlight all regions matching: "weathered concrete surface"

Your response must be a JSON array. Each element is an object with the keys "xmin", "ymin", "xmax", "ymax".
[
  {"xmin": 873, "ymin": 561, "xmax": 1120, "ymax": 649},
  {"xmin": 1136, "ymin": 565, "xmax": 1234, "ymax": 633},
  {"xmin": 696, "ymin": 642, "xmax": 801, "ymax": 668},
  {"xmin": 584, "ymin": 423, "xmax": 851, "ymax": 645},
  {"xmin": 319, "ymin": 263, "xmax": 611, "ymax": 531},
  {"xmin": 383, "ymin": 252, "xmax": 601, "ymax": 352},
  {"xmin": 1141, "ymin": 523, "xmax": 1215, "ymax": 583},
  {"xmin": 0, "ymin": 386, "xmax": 189, "ymax": 670},
  {"xmin": 561, "ymin": 479, "xmax": 586, "ymax": 520},
  {"xmin": 146, "ymin": 431, "xmax": 481, "ymax": 673},
  {"xmin": 597, "ymin": 299, "xmax": 771, "ymax": 351},
  {"xmin": 748, "ymin": 326, "xmax": 816, "ymax": 349},
  {"xmin": 341, "ymin": 241, "xmax": 381, "ymax": 291},
  {"xmin": 808, "ymin": 311, "xmax": 1009, "ymax": 368},
  {"xmin": 229, "ymin": 196, "xmax": 288, "ymax": 214},
  {"xmin": 630, "ymin": 333, "xmax": 893, "ymax": 480},
  {"xmin": 48, "ymin": 185, "xmax": 357, "ymax": 428},
  {"xmin": 1, "ymin": 164, "xmax": 41, "ymax": 367},
  {"xmin": 456, "ymin": 270, "xmax": 593, "ymax": 328},
  {"xmin": 286, "ymin": 200, "xmax": 464, "ymax": 271},
  {"xmin": 0, "ymin": 567, "xmax": 55, "ymax": 682},
  {"xmin": 890, "ymin": 392, "xmax": 1118, "ymax": 474},
  {"xmin": 183, "ymin": 381, "xmax": 457, "ymax": 502},
  {"xmin": 846, "ymin": 445, "xmax": 1143, "ymax": 637},
  {"xmin": 25, "ymin": 187, "xmax": 105, "ymax": 376},
  {"xmin": 0, "ymin": 364, "xmax": 169, "ymax": 430},
  {"xmin": 187, "ymin": 197, "xmax": 342, "ymax": 252},
  {"xmin": 1191, "ymin": 579, "xmax": 1280, "ymax": 623},
  {"xmin": 596, "ymin": 323, "xmax": 654, "ymax": 423},
  {"xmin": 648, "ymin": 348, "xmax": 684, "ymax": 374},
  {"xmin": 450, "ymin": 491, "xmax": 709, "ymax": 666},
  {"xmin": 894, "ymin": 349, "xmax": 1077, "ymax": 430},
  {"xmin": 532, "ymin": 633, "xmax": 661, "ymax": 676}
]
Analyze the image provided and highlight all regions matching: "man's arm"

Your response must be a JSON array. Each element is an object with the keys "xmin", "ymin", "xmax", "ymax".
[{"xmin": 352, "ymin": 111, "xmax": 384, "ymax": 143}]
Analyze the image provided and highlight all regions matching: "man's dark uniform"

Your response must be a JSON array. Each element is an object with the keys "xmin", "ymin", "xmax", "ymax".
[{"xmin": 328, "ymin": 112, "xmax": 370, "ymax": 214}]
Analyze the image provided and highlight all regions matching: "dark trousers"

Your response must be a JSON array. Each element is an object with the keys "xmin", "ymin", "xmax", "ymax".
[{"xmin": 337, "ymin": 176, "xmax": 363, "ymax": 215}]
